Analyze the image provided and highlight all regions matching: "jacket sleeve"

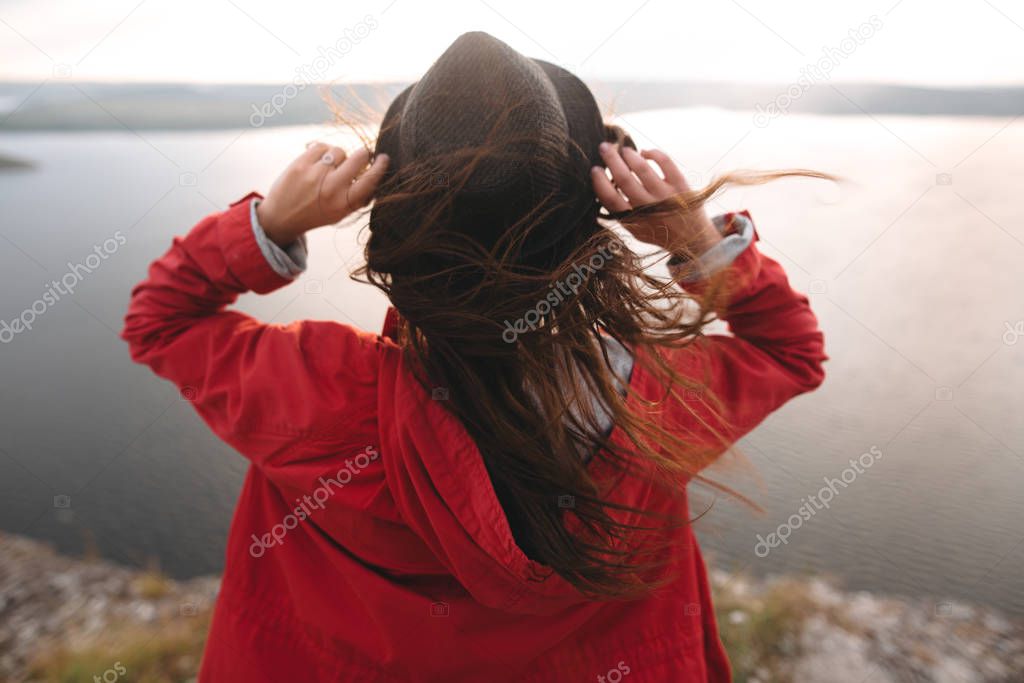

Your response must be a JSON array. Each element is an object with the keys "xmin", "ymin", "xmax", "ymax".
[
  {"xmin": 121, "ymin": 194, "xmax": 380, "ymax": 467},
  {"xmin": 662, "ymin": 211, "xmax": 827, "ymax": 450}
]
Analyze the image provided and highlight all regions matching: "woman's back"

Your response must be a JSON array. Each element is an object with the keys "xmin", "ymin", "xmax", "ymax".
[{"xmin": 122, "ymin": 32, "xmax": 825, "ymax": 682}]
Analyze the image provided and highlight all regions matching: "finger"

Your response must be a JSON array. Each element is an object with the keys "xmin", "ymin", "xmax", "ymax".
[
  {"xmin": 345, "ymin": 153, "xmax": 390, "ymax": 208},
  {"xmin": 318, "ymin": 145, "xmax": 347, "ymax": 169},
  {"xmin": 622, "ymin": 146, "xmax": 666, "ymax": 194},
  {"xmin": 323, "ymin": 146, "xmax": 371, "ymax": 197},
  {"xmin": 323, "ymin": 149, "xmax": 376, "ymax": 208},
  {"xmin": 599, "ymin": 142, "xmax": 650, "ymax": 204},
  {"xmin": 300, "ymin": 141, "xmax": 329, "ymax": 164},
  {"xmin": 331, "ymin": 146, "xmax": 369, "ymax": 179},
  {"xmin": 640, "ymin": 149, "xmax": 687, "ymax": 189},
  {"xmin": 591, "ymin": 166, "xmax": 630, "ymax": 212}
]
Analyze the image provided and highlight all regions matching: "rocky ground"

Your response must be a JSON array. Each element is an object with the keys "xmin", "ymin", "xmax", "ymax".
[
  {"xmin": 0, "ymin": 534, "xmax": 218, "ymax": 682},
  {"xmin": 1, "ymin": 532, "xmax": 1022, "ymax": 682},
  {"xmin": 710, "ymin": 569, "xmax": 1024, "ymax": 683}
]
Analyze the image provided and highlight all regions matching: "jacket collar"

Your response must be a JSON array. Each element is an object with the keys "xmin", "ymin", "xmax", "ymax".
[{"xmin": 382, "ymin": 306, "xmax": 401, "ymax": 341}]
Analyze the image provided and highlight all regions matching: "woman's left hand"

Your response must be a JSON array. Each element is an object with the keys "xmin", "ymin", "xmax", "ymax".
[
  {"xmin": 256, "ymin": 143, "xmax": 389, "ymax": 248},
  {"xmin": 591, "ymin": 143, "xmax": 720, "ymax": 257}
]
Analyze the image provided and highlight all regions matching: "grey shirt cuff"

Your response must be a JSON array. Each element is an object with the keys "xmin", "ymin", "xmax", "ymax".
[
  {"xmin": 668, "ymin": 213, "xmax": 755, "ymax": 283},
  {"xmin": 250, "ymin": 199, "xmax": 308, "ymax": 279}
]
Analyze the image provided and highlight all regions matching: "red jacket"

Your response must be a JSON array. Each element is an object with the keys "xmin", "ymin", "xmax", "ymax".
[{"xmin": 122, "ymin": 194, "xmax": 825, "ymax": 682}]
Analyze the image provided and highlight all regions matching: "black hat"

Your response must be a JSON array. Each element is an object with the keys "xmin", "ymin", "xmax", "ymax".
[{"xmin": 371, "ymin": 31, "xmax": 626, "ymax": 263}]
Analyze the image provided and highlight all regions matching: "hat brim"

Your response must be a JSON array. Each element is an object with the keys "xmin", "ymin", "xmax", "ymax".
[{"xmin": 531, "ymin": 59, "xmax": 606, "ymax": 168}]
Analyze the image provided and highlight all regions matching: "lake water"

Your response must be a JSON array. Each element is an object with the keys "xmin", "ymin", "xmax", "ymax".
[{"xmin": 1, "ymin": 109, "xmax": 1022, "ymax": 615}]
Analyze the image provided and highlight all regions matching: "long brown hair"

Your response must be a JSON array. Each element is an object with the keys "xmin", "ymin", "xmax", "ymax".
[{"xmin": 342, "ymin": 98, "xmax": 828, "ymax": 598}]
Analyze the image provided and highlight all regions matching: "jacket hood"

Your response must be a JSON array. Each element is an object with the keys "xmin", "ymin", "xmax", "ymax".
[{"xmin": 373, "ymin": 308, "xmax": 589, "ymax": 616}]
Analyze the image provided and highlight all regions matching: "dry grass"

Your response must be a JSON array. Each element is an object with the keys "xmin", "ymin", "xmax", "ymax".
[
  {"xmin": 713, "ymin": 575, "xmax": 820, "ymax": 682},
  {"xmin": 133, "ymin": 570, "xmax": 172, "ymax": 601},
  {"xmin": 26, "ymin": 576, "xmax": 824, "ymax": 682},
  {"xmin": 25, "ymin": 611, "xmax": 211, "ymax": 683}
]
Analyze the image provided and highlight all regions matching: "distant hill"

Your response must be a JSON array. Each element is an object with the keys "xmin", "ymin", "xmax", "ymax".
[
  {"xmin": 0, "ymin": 82, "xmax": 406, "ymax": 131},
  {"xmin": 0, "ymin": 80, "xmax": 1020, "ymax": 131}
]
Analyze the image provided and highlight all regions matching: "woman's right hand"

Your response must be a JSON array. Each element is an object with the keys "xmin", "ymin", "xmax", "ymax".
[
  {"xmin": 256, "ymin": 143, "xmax": 389, "ymax": 248},
  {"xmin": 591, "ymin": 143, "xmax": 721, "ymax": 257}
]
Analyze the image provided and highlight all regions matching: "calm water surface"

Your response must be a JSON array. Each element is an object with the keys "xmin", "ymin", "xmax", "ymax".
[{"xmin": 1, "ymin": 110, "xmax": 1022, "ymax": 614}]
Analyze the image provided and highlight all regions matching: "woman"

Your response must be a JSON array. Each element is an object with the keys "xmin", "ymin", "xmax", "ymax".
[{"xmin": 123, "ymin": 32, "xmax": 826, "ymax": 682}]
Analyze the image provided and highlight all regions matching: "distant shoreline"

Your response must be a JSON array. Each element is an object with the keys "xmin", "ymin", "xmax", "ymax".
[{"xmin": 0, "ymin": 80, "xmax": 1021, "ymax": 132}]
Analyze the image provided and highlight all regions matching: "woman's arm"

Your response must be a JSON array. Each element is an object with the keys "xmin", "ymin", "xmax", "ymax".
[
  {"xmin": 592, "ymin": 144, "xmax": 826, "ymax": 448},
  {"xmin": 121, "ymin": 144, "xmax": 389, "ymax": 466},
  {"xmin": 667, "ymin": 213, "xmax": 826, "ymax": 444}
]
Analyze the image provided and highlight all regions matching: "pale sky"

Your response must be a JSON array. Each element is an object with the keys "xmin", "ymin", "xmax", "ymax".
[{"xmin": 1, "ymin": 0, "xmax": 1022, "ymax": 86}]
